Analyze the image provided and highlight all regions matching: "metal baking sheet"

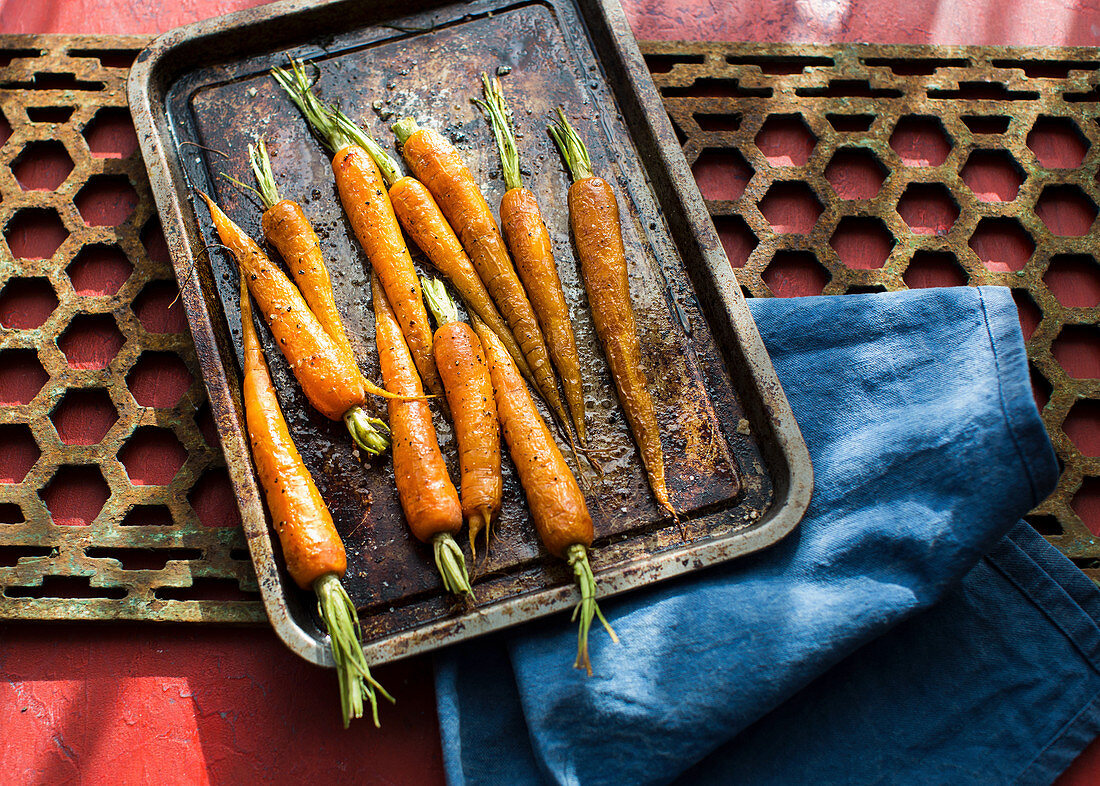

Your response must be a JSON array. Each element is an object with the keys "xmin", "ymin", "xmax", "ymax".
[{"xmin": 128, "ymin": 0, "xmax": 812, "ymax": 667}]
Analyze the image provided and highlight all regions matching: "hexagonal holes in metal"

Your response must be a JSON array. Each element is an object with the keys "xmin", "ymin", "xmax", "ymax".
[
  {"xmin": 960, "ymin": 149, "xmax": 1025, "ymax": 202},
  {"xmin": 762, "ymin": 250, "xmax": 830, "ymax": 297},
  {"xmin": 133, "ymin": 280, "xmax": 187, "ymax": 334},
  {"xmin": 0, "ymin": 423, "xmax": 40, "ymax": 484},
  {"xmin": 59, "ymin": 313, "xmax": 125, "ymax": 369},
  {"xmin": 0, "ymin": 349, "xmax": 48, "ymax": 405},
  {"xmin": 66, "ymin": 244, "xmax": 133, "ymax": 297},
  {"xmin": 75, "ymin": 174, "xmax": 139, "ymax": 227},
  {"xmin": 1063, "ymin": 399, "xmax": 1100, "ymax": 457},
  {"xmin": 82, "ymin": 106, "xmax": 139, "ymax": 159},
  {"xmin": 1027, "ymin": 116, "xmax": 1090, "ymax": 170},
  {"xmin": 1052, "ymin": 324, "xmax": 1100, "ymax": 379},
  {"xmin": 39, "ymin": 464, "xmax": 111, "ymax": 525},
  {"xmin": 712, "ymin": 214, "xmax": 758, "ymax": 268},
  {"xmin": 1036, "ymin": 185, "xmax": 1098, "ymax": 236},
  {"xmin": 1012, "ymin": 289, "xmax": 1042, "ymax": 341},
  {"xmin": 903, "ymin": 250, "xmax": 968, "ymax": 289},
  {"xmin": 118, "ymin": 426, "xmax": 188, "ymax": 486},
  {"xmin": 4, "ymin": 207, "xmax": 69, "ymax": 259},
  {"xmin": 968, "ymin": 217, "xmax": 1035, "ymax": 273},
  {"xmin": 829, "ymin": 216, "xmax": 895, "ymax": 269},
  {"xmin": 0, "ymin": 276, "xmax": 58, "ymax": 329},
  {"xmin": 188, "ymin": 467, "xmax": 242, "ymax": 528},
  {"xmin": 1071, "ymin": 476, "xmax": 1100, "ymax": 536},
  {"xmin": 126, "ymin": 351, "xmax": 194, "ymax": 409},
  {"xmin": 759, "ymin": 181, "xmax": 822, "ymax": 234},
  {"xmin": 691, "ymin": 148, "xmax": 754, "ymax": 201},
  {"xmin": 754, "ymin": 114, "xmax": 817, "ymax": 167},
  {"xmin": 897, "ymin": 183, "xmax": 959, "ymax": 235},
  {"xmin": 890, "ymin": 115, "xmax": 952, "ymax": 167},
  {"xmin": 824, "ymin": 148, "xmax": 888, "ymax": 200},
  {"xmin": 1044, "ymin": 254, "xmax": 1100, "ymax": 309},
  {"xmin": 11, "ymin": 140, "xmax": 74, "ymax": 191},
  {"xmin": 50, "ymin": 388, "xmax": 118, "ymax": 445}
]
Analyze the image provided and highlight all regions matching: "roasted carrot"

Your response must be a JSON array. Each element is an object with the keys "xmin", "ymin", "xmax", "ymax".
[
  {"xmin": 271, "ymin": 61, "xmax": 445, "ymax": 404},
  {"xmin": 471, "ymin": 314, "xmax": 617, "ymax": 674},
  {"xmin": 333, "ymin": 112, "xmax": 535, "ymax": 387},
  {"xmin": 391, "ymin": 116, "xmax": 571, "ymax": 434},
  {"xmin": 240, "ymin": 275, "xmax": 392, "ymax": 727},
  {"xmin": 475, "ymin": 74, "xmax": 588, "ymax": 448},
  {"xmin": 373, "ymin": 271, "xmax": 472, "ymax": 596},
  {"xmin": 549, "ymin": 110, "xmax": 677, "ymax": 521},
  {"xmin": 421, "ymin": 277, "xmax": 502, "ymax": 558},
  {"xmin": 199, "ymin": 191, "xmax": 389, "ymax": 455}
]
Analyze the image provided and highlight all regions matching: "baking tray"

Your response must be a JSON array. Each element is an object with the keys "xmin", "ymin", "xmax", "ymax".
[{"xmin": 127, "ymin": 0, "xmax": 812, "ymax": 667}]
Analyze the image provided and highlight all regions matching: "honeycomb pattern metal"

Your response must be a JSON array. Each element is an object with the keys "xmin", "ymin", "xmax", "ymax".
[
  {"xmin": 641, "ymin": 41, "xmax": 1100, "ymax": 579},
  {"xmin": 2, "ymin": 35, "xmax": 1099, "ymax": 623},
  {"xmin": 0, "ymin": 36, "xmax": 262, "ymax": 622}
]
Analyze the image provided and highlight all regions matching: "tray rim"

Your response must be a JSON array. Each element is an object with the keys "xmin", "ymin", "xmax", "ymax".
[{"xmin": 126, "ymin": 0, "xmax": 813, "ymax": 668}]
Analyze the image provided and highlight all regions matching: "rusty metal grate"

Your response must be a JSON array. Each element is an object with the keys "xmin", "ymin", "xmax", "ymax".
[
  {"xmin": 0, "ymin": 35, "xmax": 262, "ymax": 622},
  {"xmin": 1, "ymin": 35, "xmax": 1098, "ymax": 623},
  {"xmin": 641, "ymin": 41, "xmax": 1100, "ymax": 579}
]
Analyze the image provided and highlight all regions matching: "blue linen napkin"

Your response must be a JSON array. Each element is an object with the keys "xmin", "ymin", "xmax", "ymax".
[{"xmin": 434, "ymin": 286, "xmax": 1093, "ymax": 785}]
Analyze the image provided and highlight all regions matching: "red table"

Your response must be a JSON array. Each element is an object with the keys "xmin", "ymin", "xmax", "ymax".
[{"xmin": 2, "ymin": 1, "xmax": 1099, "ymax": 783}]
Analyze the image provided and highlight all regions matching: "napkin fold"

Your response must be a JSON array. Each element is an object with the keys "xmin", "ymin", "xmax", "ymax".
[{"xmin": 435, "ymin": 286, "xmax": 1091, "ymax": 785}]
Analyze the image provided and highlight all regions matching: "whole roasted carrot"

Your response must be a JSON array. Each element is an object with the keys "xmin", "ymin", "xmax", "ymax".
[
  {"xmin": 199, "ymin": 191, "xmax": 389, "ymax": 455},
  {"xmin": 333, "ymin": 112, "xmax": 534, "ymax": 387},
  {"xmin": 373, "ymin": 271, "xmax": 472, "ymax": 596},
  {"xmin": 240, "ymin": 275, "xmax": 392, "ymax": 727},
  {"xmin": 271, "ymin": 61, "xmax": 445, "ymax": 403},
  {"xmin": 475, "ymin": 74, "xmax": 587, "ymax": 447},
  {"xmin": 421, "ymin": 277, "xmax": 502, "ymax": 558},
  {"xmin": 549, "ymin": 110, "xmax": 677, "ymax": 521},
  {"xmin": 472, "ymin": 314, "xmax": 617, "ymax": 674},
  {"xmin": 391, "ymin": 116, "xmax": 571, "ymax": 434}
]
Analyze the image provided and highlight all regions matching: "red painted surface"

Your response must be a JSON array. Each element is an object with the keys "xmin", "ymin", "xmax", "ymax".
[{"xmin": 2, "ymin": 0, "xmax": 1100, "ymax": 782}]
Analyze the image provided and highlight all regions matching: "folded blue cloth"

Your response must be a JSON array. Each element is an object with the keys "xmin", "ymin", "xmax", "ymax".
[{"xmin": 435, "ymin": 286, "xmax": 1093, "ymax": 785}]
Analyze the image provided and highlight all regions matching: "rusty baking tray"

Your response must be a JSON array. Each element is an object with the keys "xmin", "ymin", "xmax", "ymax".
[{"xmin": 127, "ymin": 0, "xmax": 812, "ymax": 668}]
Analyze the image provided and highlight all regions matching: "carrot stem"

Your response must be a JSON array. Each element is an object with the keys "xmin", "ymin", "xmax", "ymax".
[
  {"xmin": 548, "ymin": 108, "xmax": 594, "ymax": 183},
  {"xmin": 421, "ymin": 276, "xmax": 460, "ymax": 327},
  {"xmin": 271, "ymin": 58, "xmax": 350, "ymax": 153},
  {"xmin": 472, "ymin": 73, "xmax": 522, "ymax": 192},
  {"xmin": 247, "ymin": 138, "xmax": 280, "ymax": 210},
  {"xmin": 565, "ymin": 543, "xmax": 617, "ymax": 676},
  {"xmin": 330, "ymin": 110, "xmax": 403, "ymax": 187},
  {"xmin": 314, "ymin": 572, "xmax": 395, "ymax": 727},
  {"xmin": 343, "ymin": 406, "xmax": 391, "ymax": 456},
  {"xmin": 391, "ymin": 116, "xmax": 418, "ymax": 145},
  {"xmin": 432, "ymin": 532, "xmax": 474, "ymax": 597}
]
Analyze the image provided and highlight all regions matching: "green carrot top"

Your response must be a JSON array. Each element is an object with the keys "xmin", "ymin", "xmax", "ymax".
[
  {"xmin": 548, "ymin": 107, "xmax": 594, "ymax": 184},
  {"xmin": 472, "ymin": 73, "xmax": 522, "ymax": 192}
]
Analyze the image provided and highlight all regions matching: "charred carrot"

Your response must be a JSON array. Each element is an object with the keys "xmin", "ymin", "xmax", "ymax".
[
  {"xmin": 334, "ymin": 112, "xmax": 535, "ymax": 387},
  {"xmin": 235, "ymin": 138, "xmax": 412, "ymax": 408},
  {"xmin": 240, "ymin": 275, "xmax": 392, "ymax": 727},
  {"xmin": 472, "ymin": 314, "xmax": 617, "ymax": 674},
  {"xmin": 391, "ymin": 116, "xmax": 571, "ymax": 434},
  {"xmin": 271, "ymin": 61, "xmax": 445, "ymax": 404},
  {"xmin": 549, "ymin": 110, "xmax": 677, "ymax": 521},
  {"xmin": 199, "ymin": 191, "xmax": 389, "ymax": 455},
  {"xmin": 421, "ymin": 277, "xmax": 502, "ymax": 558},
  {"xmin": 373, "ymin": 271, "xmax": 472, "ymax": 596},
  {"xmin": 475, "ymin": 74, "xmax": 588, "ymax": 448}
]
